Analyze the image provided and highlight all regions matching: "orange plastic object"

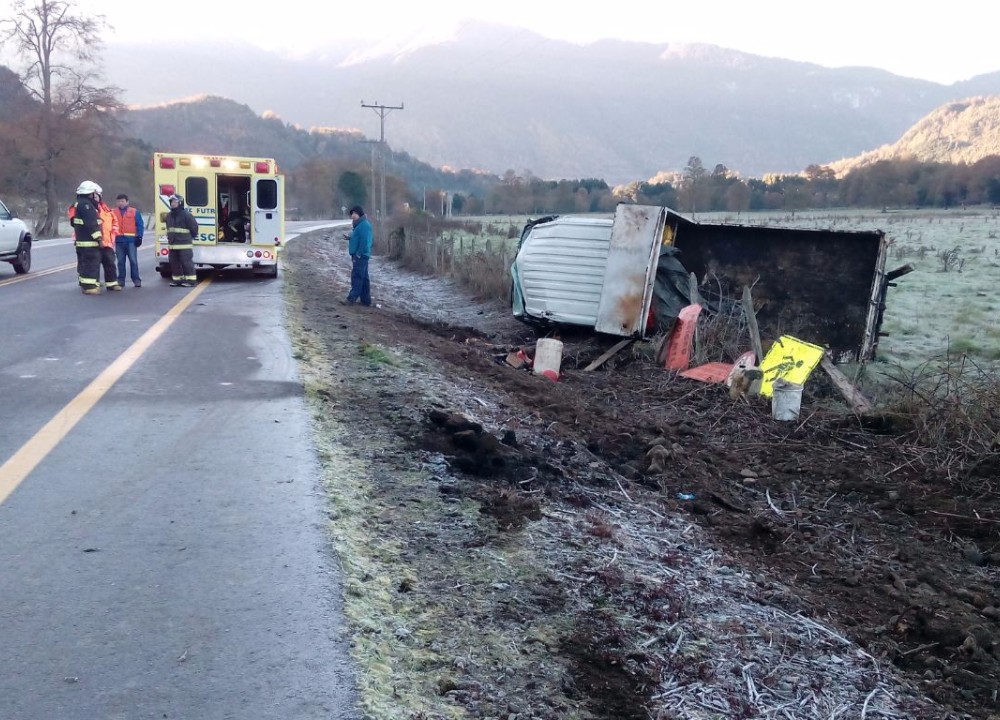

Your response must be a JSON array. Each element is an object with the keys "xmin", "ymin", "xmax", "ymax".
[
  {"xmin": 679, "ymin": 362, "xmax": 732, "ymax": 383},
  {"xmin": 664, "ymin": 304, "xmax": 703, "ymax": 370}
]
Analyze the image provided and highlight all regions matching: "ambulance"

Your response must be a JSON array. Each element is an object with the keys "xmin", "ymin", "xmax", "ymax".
[{"xmin": 151, "ymin": 151, "xmax": 284, "ymax": 278}]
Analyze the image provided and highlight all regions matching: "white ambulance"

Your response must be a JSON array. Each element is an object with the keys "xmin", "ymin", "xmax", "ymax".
[{"xmin": 152, "ymin": 151, "xmax": 284, "ymax": 278}]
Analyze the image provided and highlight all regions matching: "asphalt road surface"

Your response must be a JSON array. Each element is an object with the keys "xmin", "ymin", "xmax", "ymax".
[{"xmin": 0, "ymin": 223, "xmax": 359, "ymax": 719}]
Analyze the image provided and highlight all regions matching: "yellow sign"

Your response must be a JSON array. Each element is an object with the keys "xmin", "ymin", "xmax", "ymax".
[{"xmin": 758, "ymin": 335, "xmax": 825, "ymax": 397}]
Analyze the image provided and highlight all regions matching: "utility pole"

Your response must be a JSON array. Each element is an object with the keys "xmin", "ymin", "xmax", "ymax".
[
  {"xmin": 361, "ymin": 140, "xmax": 378, "ymax": 222},
  {"xmin": 361, "ymin": 100, "xmax": 403, "ymax": 242}
]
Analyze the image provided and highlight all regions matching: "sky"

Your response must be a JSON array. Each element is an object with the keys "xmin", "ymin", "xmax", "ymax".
[{"xmin": 2, "ymin": 0, "xmax": 996, "ymax": 85}]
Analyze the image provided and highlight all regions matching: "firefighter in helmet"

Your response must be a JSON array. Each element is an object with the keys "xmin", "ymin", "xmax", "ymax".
[
  {"xmin": 165, "ymin": 194, "xmax": 199, "ymax": 287},
  {"xmin": 70, "ymin": 181, "xmax": 104, "ymax": 295}
]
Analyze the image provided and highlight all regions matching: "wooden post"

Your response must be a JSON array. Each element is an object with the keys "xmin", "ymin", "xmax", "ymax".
[
  {"xmin": 742, "ymin": 285, "xmax": 764, "ymax": 363},
  {"xmin": 688, "ymin": 273, "xmax": 701, "ymax": 361},
  {"xmin": 688, "ymin": 272, "xmax": 701, "ymax": 306}
]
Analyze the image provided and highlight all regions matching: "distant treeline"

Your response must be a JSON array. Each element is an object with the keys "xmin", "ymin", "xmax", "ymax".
[
  {"xmin": 285, "ymin": 154, "xmax": 1000, "ymax": 220},
  {"xmin": 390, "ymin": 156, "xmax": 1000, "ymax": 217}
]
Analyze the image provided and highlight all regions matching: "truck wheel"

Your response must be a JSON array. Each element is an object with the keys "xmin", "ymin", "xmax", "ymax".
[{"xmin": 12, "ymin": 242, "xmax": 30, "ymax": 274}]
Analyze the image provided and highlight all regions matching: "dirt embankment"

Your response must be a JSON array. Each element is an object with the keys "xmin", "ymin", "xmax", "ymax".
[{"xmin": 284, "ymin": 234, "xmax": 997, "ymax": 719}]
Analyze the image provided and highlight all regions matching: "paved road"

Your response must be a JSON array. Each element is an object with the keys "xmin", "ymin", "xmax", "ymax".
[{"xmin": 0, "ymin": 223, "xmax": 359, "ymax": 719}]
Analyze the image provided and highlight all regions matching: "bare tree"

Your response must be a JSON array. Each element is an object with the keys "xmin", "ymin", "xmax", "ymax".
[
  {"xmin": 1, "ymin": 0, "xmax": 121, "ymax": 237},
  {"xmin": 680, "ymin": 155, "xmax": 709, "ymax": 214}
]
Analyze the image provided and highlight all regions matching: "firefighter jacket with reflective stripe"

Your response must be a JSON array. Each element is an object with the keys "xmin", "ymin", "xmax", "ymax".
[
  {"xmin": 70, "ymin": 196, "xmax": 101, "ymax": 247},
  {"xmin": 166, "ymin": 207, "xmax": 200, "ymax": 248},
  {"xmin": 115, "ymin": 206, "xmax": 144, "ymax": 239},
  {"xmin": 98, "ymin": 202, "xmax": 119, "ymax": 248}
]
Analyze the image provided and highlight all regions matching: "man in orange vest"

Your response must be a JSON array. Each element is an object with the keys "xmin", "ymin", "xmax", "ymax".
[
  {"xmin": 114, "ymin": 193, "xmax": 144, "ymax": 287},
  {"xmin": 95, "ymin": 192, "xmax": 122, "ymax": 291}
]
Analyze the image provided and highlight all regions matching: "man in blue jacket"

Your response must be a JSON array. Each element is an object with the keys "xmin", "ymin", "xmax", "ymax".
[{"xmin": 343, "ymin": 205, "xmax": 373, "ymax": 306}]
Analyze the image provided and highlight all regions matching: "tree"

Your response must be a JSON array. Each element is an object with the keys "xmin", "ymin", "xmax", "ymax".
[
  {"xmin": 337, "ymin": 170, "xmax": 367, "ymax": 210},
  {"xmin": 2, "ymin": 0, "xmax": 121, "ymax": 237},
  {"xmin": 679, "ymin": 156, "xmax": 709, "ymax": 213}
]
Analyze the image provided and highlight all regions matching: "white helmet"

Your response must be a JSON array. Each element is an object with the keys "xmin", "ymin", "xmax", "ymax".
[{"xmin": 76, "ymin": 180, "xmax": 102, "ymax": 195}]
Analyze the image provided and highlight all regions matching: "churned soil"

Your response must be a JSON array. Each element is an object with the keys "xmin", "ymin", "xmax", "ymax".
[{"xmin": 283, "ymin": 232, "xmax": 999, "ymax": 720}]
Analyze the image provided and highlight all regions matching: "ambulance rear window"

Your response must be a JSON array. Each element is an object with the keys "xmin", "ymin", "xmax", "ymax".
[
  {"xmin": 184, "ymin": 177, "xmax": 209, "ymax": 207},
  {"xmin": 256, "ymin": 179, "xmax": 277, "ymax": 210}
]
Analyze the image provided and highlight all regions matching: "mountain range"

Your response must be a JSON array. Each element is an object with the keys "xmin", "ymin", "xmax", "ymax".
[{"xmin": 107, "ymin": 22, "xmax": 1000, "ymax": 183}]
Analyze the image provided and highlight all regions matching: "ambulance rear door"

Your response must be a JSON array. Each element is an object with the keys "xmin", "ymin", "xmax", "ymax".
[
  {"xmin": 252, "ymin": 175, "xmax": 283, "ymax": 245},
  {"xmin": 179, "ymin": 170, "xmax": 216, "ymax": 243}
]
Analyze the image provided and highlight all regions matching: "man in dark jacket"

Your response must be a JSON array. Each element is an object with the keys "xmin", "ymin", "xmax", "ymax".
[
  {"xmin": 165, "ymin": 194, "xmax": 199, "ymax": 287},
  {"xmin": 343, "ymin": 205, "xmax": 373, "ymax": 306},
  {"xmin": 70, "ymin": 180, "xmax": 104, "ymax": 295}
]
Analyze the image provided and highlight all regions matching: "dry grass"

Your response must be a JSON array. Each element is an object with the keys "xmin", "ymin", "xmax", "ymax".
[
  {"xmin": 874, "ymin": 351, "xmax": 1000, "ymax": 456},
  {"xmin": 377, "ymin": 213, "xmax": 517, "ymax": 303}
]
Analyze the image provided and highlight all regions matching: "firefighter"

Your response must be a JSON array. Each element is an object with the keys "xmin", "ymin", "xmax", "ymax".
[
  {"xmin": 166, "ymin": 194, "xmax": 199, "ymax": 287},
  {"xmin": 95, "ymin": 192, "xmax": 122, "ymax": 291},
  {"xmin": 70, "ymin": 181, "xmax": 104, "ymax": 295}
]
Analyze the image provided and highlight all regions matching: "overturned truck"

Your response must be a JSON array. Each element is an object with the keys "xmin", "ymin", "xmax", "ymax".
[{"xmin": 510, "ymin": 204, "xmax": 902, "ymax": 362}]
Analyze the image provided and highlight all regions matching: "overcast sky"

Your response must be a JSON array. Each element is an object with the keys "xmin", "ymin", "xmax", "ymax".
[{"xmin": 5, "ymin": 0, "xmax": 996, "ymax": 85}]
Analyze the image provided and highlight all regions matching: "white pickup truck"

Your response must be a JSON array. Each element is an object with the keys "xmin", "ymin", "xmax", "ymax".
[{"xmin": 0, "ymin": 197, "xmax": 31, "ymax": 274}]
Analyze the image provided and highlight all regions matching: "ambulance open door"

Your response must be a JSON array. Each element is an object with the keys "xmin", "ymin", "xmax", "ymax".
[{"xmin": 252, "ymin": 176, "xmax": 283, "ymax": 246}]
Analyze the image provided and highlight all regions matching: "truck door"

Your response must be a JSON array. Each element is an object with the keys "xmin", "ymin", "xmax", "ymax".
[
  {"xmin": 252, "ymin": 176, "xmax": 283, "ymax": 245},
  {"xmin": 594, "ymin": 204, "xmax": 667, "ymax": 338}
]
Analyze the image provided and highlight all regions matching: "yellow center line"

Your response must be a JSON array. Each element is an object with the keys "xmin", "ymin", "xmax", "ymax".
[
  {"xmin": 0, "ymin": 262, "xmax": 77, "ymax": 287},
  {"xmin": 0, "ymin": 278, "xmax": 213, "ymax": 505}
]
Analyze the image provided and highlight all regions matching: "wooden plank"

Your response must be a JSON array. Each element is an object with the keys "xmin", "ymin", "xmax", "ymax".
[
  {"xmin": 885, "ymin": 263, "xmax": 915, "ymax": 282},
  {"xmin": 583, "ymin": 338, "xmax": 634, "ymax": 371},
  {"xmin": 741, "ymin": 285, "xmax": 764, "ymax": 363},
  {"xmin": 820, "ymin": 356, "xmax": 874, "ymax": 413}
]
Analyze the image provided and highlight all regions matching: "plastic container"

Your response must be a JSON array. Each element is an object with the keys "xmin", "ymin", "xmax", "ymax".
[
  {"xmin": 771, "ymin": 378, "xmax": 803, "ymax": 420},
  {"xmin": 533, "ymin": 338, "xmax": 563, "ymax": 381}
]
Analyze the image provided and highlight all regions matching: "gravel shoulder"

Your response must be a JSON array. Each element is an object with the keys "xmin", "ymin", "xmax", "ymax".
[{"xmin": 283, "ymin": 232, "xmax": 995, "ymax": 719}]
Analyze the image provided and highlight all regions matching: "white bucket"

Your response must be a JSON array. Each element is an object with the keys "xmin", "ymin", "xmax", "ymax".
[
  {"xmin": 533, "ymin": 338, "xmax": 563, "ymax": 381},
  {"xmin": 771, "ymin": 379, "xmax": 803, "ymax": 421}
]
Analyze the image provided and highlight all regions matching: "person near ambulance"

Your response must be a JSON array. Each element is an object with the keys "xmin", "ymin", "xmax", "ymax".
[
  {"xmin": 96, "ymin": 192, "xmax": 122, "ymax": 291},
  {"xmin": 166, "ymin": 194, "xmax": 199, "ymax": 287},
  {"xmin": 342, "ymin": 205, "xmax": 373, "ymax": 306},
  {"xmin": 114, "ymin": 193, "xmax": 144, "ymax": 287},
  {"xmin": 70, "ymin": 180, "xmax": 104, "ymax": 295}
]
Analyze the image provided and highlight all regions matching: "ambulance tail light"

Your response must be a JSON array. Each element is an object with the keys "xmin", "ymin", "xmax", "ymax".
[
  {"xmin": 210, "ymin": 159, "xmax": 221, "ymax": 167},
  {"xmin": 159, "ymin": 157, "xmax": 176, "ymax": 169},
  {"xmin": 254, "ymin": 161, "xmax": 269, "ymax": 173},
  {"xmin": 159, "ymin": 184, "xmax": 175, "ymax": 196}
]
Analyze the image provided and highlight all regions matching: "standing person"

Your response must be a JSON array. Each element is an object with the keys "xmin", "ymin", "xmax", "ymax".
[
  {"xmin": 70, "ymin": 180, "xmax": 104, "ymax": 295},
  {"xmin": 114, "ymin": 193, "xmax": 144, "ymax": 287},
  {"xmin": 343, "ymin": 205, "xmax": 372, "ymax": 306},
  {"xmin": 96, "ymin": 192, "xmax": 122, "ymax": 291},
  {"xmin": 166, "ymin": 194, "xmax": 199, "ymax": 287}
]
